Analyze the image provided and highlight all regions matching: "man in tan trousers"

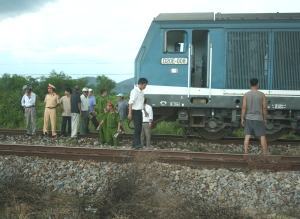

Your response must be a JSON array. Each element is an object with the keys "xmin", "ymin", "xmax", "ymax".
[{"xmin": 43, "ymin": 84, "xmax": 59, "ymax": 137}]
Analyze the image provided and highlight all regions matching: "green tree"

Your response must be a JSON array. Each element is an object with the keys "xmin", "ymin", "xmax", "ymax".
[
  {"xmin": 37, "ymin": 70, "xmax": 87, "ymax": 97},
  {"xmin": 96, "ymin": 75, "xmax": 116, "ymax": 94},
  {"xmin": 0, "ymin": 71, "xmax": 89, "ymax": 129},
  {"xmin": 0, "ymin": 74, "xmax": 28, "ymax": 128}
]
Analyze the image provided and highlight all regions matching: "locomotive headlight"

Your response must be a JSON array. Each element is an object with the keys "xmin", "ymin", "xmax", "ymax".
[{"xmin": 170, "ymin": 68, "xmax": 178, "ymax": 74}]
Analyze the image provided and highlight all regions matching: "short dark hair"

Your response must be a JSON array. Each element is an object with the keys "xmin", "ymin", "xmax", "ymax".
[
  {"xmin": 250, "ymin": 78, "xmax": 258, "ymax": 87},
  {"xmin": 65, "ymin": 88, "xmax": 72, "ymax": 93},
  {"xmin": 138, "ymin": 78, "xmax": 148, "ymax": 85}
]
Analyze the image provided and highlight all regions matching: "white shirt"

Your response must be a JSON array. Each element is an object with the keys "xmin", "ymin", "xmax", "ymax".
[
  {"xmin": 21, "ymin": 92, "xmax": 36, "ymax": 107},
  {"xmin": 129, "ymin": 86, "xmax": 144, "ymax": 110},
  {"xmin": 59, "ymin": 96, "xmax": 71, "ymax": 116},
  {"xmin": 142, "ymin": 104, "xmax": 153, "ymax": 123},
  {"xmin": 80, "ymin": 94, "xmax": 89, "ymax": 111}
]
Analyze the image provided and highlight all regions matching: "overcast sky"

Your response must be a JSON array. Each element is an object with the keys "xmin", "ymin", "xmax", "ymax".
[{"xmin": 0, "ymin": 0, "xmax": 299, "ymax": 82}]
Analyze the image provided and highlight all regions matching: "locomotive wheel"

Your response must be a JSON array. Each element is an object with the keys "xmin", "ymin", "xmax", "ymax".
[
  {"xmin": 198, "ymin": 118, "xmax": 228, "ymax": 140},
  {"xmin": 265, "ymin": 120, "xmax": 287, "ymax": 142},
  {"xmin": 199, "ymin": 128, "xmax": 229, "ymax": 140}
]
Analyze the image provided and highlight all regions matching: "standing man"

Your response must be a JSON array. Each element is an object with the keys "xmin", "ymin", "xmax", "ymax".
[
  {"xmin": 59, "ymin": 88, "xmax": 72, "ymax": 137},
  {"xmin": 88, "ymin": 88, "xmax": 99, "ymax": 130},
  {"xmin": 43, "ymin": 84, "xmax": 59, "ymax": 137},
  {"xmin": 128, "ymin": 78, "xmax": 148, "ymax": 149},
  {"xmin": 21, "ymin": 85, "xmax": 36, "ymax": 136},
  {"xmin": 241, "ymin": 78, "xmax": 268, "ymax": 155},
  {"xmin": 80, "ymin": 87, "xmax": 89, "ymax": 134},
  {"xmin": 71, "ymin": 86, "xmax": 81, "ymax": 138},
  {"xmin": 116, "ymin": 93, "xmax": 128, "ymax": 133},
  {"xmin": 141, "ymin": 98, "xmax": 153, "ymax": 148}
]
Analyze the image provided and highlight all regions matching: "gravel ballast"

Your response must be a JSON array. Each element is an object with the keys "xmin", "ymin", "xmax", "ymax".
[{"xmin": 0, "ymin": 155, "xmax": 299, "ymax": 218}]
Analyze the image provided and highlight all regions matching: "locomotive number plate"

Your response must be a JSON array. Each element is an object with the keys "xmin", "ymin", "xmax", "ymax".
[{"xmin": 161, "ymin": 58, "xmax": 188, "ymax": 65}]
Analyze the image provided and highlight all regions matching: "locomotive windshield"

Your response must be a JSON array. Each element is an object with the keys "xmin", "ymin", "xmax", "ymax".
[{"xmin": 164, "ymin": 30, "xmax": 186, "ymax": 53}]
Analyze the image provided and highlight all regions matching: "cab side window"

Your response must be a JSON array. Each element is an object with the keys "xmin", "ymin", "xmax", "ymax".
[{"xmin": 164, "ymin": 30, "xmax": 186, "ymax": 53}]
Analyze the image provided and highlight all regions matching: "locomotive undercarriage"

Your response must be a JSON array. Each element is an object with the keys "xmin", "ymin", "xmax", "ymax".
[{"xmin": 153, "ymin": 107, "xmax": 299, "ymax": 141}]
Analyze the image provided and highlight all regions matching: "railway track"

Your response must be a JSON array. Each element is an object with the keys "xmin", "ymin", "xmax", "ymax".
[
  {"xmin": 0, "ymin": 128, "xmax": 300, "ymax": 145},
  {"xmin": 0, "ymin": 143, "xmax": 299, "ymax": 171}
]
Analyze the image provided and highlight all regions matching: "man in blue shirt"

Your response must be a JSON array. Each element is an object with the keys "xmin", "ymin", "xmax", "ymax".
[{"xmin": 88, "ymin": 88, "xmax": 99, "ymax": 130}]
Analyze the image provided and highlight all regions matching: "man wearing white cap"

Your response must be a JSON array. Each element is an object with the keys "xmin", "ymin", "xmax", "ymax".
[
  {"xmin": 43, "ymin": 83, "xmax": 59, "ymax": 137},
  {"xmin": 80, "ymin": 87, "xmax": 89, "ymax": 134}
]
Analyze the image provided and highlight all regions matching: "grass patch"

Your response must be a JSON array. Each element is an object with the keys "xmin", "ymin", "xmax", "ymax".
[
  {"xmin": 152, "ymin": 121, "xmax": 183, "ymax": 135},
  {"xmin": 0, "ymin": 170, "xmax": 94, "ymax": 218}
]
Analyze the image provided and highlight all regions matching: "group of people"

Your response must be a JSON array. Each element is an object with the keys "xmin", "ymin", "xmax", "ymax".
[
  {"xmin": 21, "ymin": 77, "xmax": 268, "ymax": 154},
  {"xmin": 20, "ymin": 77, "xmax": 153, "ymax": 148}
]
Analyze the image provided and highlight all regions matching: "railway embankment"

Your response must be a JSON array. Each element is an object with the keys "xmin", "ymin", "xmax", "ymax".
[{"xmin": 0, "ymin": 155, "xmax": 299, "ymax": 218}]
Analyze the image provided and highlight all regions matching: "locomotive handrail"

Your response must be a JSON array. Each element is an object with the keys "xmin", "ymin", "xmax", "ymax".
[
  {"xmin": 208, "ymin": 42, "xmax": 213, "ymax": 100},
  {"xmin": 187, "ymin": 43, "xmax": 192, "ymax": 97}
]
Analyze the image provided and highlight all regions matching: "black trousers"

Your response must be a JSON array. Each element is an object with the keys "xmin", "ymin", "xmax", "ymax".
[
  {"xmin": 88, "ymin": 112, "xmax": 99, "ymax": 130},
  {"xmin": 132, "ymin": 110, "xmax": 142, "ymax": 147},
  {"xmin": 61, "ymin": 116, "xmax": 71, "ymax": 136}
]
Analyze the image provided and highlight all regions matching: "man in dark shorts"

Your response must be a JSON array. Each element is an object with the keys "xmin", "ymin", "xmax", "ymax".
[{"xmin": 241, "ymin": 78, "xmax": 268, "ymax": 155}]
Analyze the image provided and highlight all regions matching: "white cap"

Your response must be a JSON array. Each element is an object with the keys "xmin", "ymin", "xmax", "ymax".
[
  {"xmin": 88, "ymin": 88, "xmax": 93, "ymax": 92},
  {"xmin": 82, "ymin": 87, "xmax": 88, "ymax": 92},
  {"xmin": 116, "ymin": 93, "xmax": 124, "ymax": 97},
  {"xmin": 48, "ymin": 83, "xmax": 55, "ymax": 89}
]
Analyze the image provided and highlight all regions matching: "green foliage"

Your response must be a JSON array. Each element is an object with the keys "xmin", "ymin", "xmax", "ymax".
[
  {"xmin": 152, "ymin": 121, "xmax": 183, "ymax": 135},
  {"xmin": 0, "ymin": 74, "xmax": 27, "ymax": 128},
  {"xmin": 0, "ymin": 72, "xmax": 116, "ymax": 129},
  {"xmin": 37, "ymin": 70, "xmax": 87, "ymax": 97},
  {"xmin": 96, "ymin": 75, "xmax": 116, "ymax": 95},
  {"xmin": 232, "ymin": 128, "xmax": 244, "ymax": 137}
]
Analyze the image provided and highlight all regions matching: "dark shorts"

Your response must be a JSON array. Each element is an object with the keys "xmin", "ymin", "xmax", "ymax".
[{"xmin": 244, "ymin": 120, "xmax": 266, "ymax": 137}]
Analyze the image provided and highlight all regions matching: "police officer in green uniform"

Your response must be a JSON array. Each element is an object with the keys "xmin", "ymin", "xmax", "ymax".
[
  {"xmin": 96, "ymin": 89, "xmax": 108, "ymax": 143},
  {"xmin": 103, "ymin": 102, "xmax": 121, "ymax": 146}
]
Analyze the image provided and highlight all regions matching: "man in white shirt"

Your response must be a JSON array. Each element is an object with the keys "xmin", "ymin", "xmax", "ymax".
[
  {"xmin": 59, "ymin": 88, "xmax": 72, "ymax": 136},
  {"xmin": 128, "ymin": 78, "xmax": 148, "ymax": 149},
  {"xmin": 21, "ymin": 85, "xmax": 36, "ymax": 135},
  {"xmin": 141, "ymin": 98, "xmax": 153, "ymax": 148},
  {"xmin": 80, "ymin": 87, "xmax": 89, "ymax": 134}
]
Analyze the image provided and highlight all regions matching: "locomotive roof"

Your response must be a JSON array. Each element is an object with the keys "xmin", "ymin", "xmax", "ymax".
[{"xmin": 155, "ymin": 12, "xmax": 300, "ymax": 21}]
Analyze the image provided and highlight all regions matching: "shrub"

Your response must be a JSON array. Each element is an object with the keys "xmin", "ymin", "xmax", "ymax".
[{"xmin": 152, "ymin": 121, "xmax": 183, "ymax": 135}]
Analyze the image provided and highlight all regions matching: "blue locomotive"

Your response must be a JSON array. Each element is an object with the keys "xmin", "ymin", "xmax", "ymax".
[{"xmin": 135, "ymin": 13, "xmax": 300, "ymax": 140}]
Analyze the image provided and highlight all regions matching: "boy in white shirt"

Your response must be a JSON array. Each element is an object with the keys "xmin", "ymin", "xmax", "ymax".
[{"xmin": 141, "ymin": 98, "xmax": 153, "ymax": 148}]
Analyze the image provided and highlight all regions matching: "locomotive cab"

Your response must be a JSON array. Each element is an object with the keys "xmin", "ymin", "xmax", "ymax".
[{"xmin": 135, "ymin": 12, "xmax": 300, "ymax": 140}]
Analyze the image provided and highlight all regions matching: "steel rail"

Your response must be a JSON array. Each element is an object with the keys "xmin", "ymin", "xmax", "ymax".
[
  {"xmin": 0, "ymin": 143, "xmax": 299, "ymax": 171},
  {"xmin": 0, "ymin": 128, "xmax": 300, "ymax": 145}
]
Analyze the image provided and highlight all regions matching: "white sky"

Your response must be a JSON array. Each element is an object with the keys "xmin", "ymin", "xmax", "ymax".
[{"xmin": 0, "ymin": 0, "xmax": 299, "ymax": 82}]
